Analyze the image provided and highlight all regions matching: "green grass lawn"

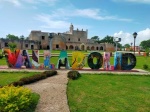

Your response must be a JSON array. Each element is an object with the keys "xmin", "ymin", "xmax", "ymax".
[
  {"xmin": 67, "ymin": 74, "xmax": 150, "ymax": 112},
  {"xmin": 27, "ymin": 50, "xmax": 90, "ymax": 54},
  {"xmin": 0, "ymin": 71, "xmax": 40, "ymax": 112},
  {"xmin": 0, "ymin": 71, "xmax": 39, "ymax": 86}
]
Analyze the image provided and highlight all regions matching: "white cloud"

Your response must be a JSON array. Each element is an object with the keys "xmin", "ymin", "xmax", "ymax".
[
  {"xmin": 38, "ymin": 8, "xmax": 132, "ymax": 22},
  {"xmin": 36, "ymin": 14, "xmax": 70, "ymax": 29},
  {"xmin": 113, "ymin": 28, "xmax": 150, "ymax": 46},
  {"xmin": 0, "ymin": 0, "xmax": 58, "ymax": 7},
  {"xmin": 0, "ymin": 0, "xmax": 21, "ymax": 7},
  {"xmin": 113, "ymin": 0, "xmax": 150, "ymax": 4},
  {"xmin": 73, "ymin": 9, "xmax": 132, "ymax": 22},
  {"xmin": 35, "ymin": 8, "xmax": 132, "ymax": 33},
  {"xmin": 35, "ymin": 13, "xmax": 90, "ymax": 33},
  {"xmin": 114, "ymin": 31, "xmax": 132, "ymax": 45},
  {"xmin": 23, "ymin": 0, "xmax": 58, "ymax": 5}
]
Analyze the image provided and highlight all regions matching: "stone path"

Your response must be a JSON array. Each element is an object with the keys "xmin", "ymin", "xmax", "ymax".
[{"xmin": 25, "ymin": 70, "xmax": 70, "ymax": 112}]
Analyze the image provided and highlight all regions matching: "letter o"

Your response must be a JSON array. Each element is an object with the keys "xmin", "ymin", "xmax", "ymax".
[{"xmin": 87, "ymin": 52, "xmax": 103, "ymax": 69}]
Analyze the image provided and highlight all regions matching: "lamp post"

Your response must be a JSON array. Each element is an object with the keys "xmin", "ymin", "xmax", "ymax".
[
  {"xmin": 133, "ymin": 32, "xmax": 138, "ymax": 55},
  {"xmin": 114, "ymin": 37, "xmax": 121, "ymax": 52},
  {"xmin": 131, "ymin": 42, "xmax": 133, "ymax": 52},
  {"xmin": 20, "ymin": 37, "xmax": 24, "ymax": 50},
  {"xmin": 48, "ymin": 33, "xmax": 54, "ymax": 52}
]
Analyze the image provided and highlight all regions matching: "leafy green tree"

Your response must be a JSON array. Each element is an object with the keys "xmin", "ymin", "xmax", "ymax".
[
  {"xmin": 99, "ymin": 35, "xmax": 114, "ymax": 44},
  {"xmin": 124, "ymin": 44, "xmax": 130, "ymax": 48},
  {"xmin": 8, "ymin": 42, "xmax": 17, "ymax": 52},
  {"xmin": 19, "ymin": 35, "xmax": 25, "ymax": 40},
  {"xmin": 140, "ymin": 39, "xmax": 150, "ymax": 50},
  {"xmin": 91, "ymin": 36, "xmax": 99, "ymax": 41},
  {"xmin": 6, "ymin": 34, "xmax": 19, "ymax": 40},
  {"xmin": 117, "ymin": 43, "xmax": 122, "ymax": 49},
  {"xmin": 91, "ymin": 35, "xmax": 123, "ymax": 50},
  {"xmin": 145, "ymin": 48, "xmax": 150, "ymax": 56}
]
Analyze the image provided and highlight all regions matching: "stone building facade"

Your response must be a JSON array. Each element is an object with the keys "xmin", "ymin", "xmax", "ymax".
[
  {"xmin": 0, "ymin": 38, "xmax": 39, "ymax": 50},
  {"xmin": 28, "ymin": 24, "xmax": 115, "ymax": 51},
  {"xmin": 0, "ymin": 24, "xmax": 115, "ymax": 51}
]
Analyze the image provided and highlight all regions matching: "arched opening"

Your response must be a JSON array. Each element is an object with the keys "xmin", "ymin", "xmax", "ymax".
[
  {"xmin": 81, "ymin": 45, "xmax": 85, "ymax": 50},
  {"xmin": 75, "ymin": 46, "xmax": 79, "ymax": 50},
  {"xmin": 40, "ymin": 45, "xmax": 42, "ymax": 49},
  {"xmin": 91, "ymin": 46, "xmax": 94, "ymax": 50},
  {"xmin": 69, "ymin": 45, "xmax": 74, "ymax": 50},
  {"xmin": 87, "ymin": 46, "xmax": 90, "ymax": 50},
  {"xmin": 96, "ymin": 47, "xmax": 99, "ymax": 50},
  {"xmin": 100, "ymin": 46, "xmax": 103, "ymax": 50},
  {"xmin": 31, "ymin": 45, "xmax": 34, "ymax": 49},
  {"xmin": 66, "ymin": 46, "xmax": 68, "ymax": 50},
  {"xmin": 47, "ymin": 45, "xmax": 50, "ymax": 49},
  {"xmin": 80, "ymin": 43, "xmax": 86, "ymax": 51}
]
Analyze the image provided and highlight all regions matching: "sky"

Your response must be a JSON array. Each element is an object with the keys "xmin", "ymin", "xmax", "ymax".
[{"xmin": 0, "ymin": 0, "xmax": 150, "ymax": 46}]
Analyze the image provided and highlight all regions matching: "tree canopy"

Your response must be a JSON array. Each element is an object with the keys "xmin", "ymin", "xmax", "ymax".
[
  {"xmin": 91, "ymin": 36, "xmax": 99, "ymax": 41},
  {"xmin": 19, "ymin": 35, "xmax": 25, "ymax": 40},
  {"xmin": 140, "ymin": 39, "xmax": 150, "ymax": 50},
  {"xmin": 8, "ymin": 42, "xmax": 17, "ymax": 52},
  {"xmin": 98, "ymin": 35, "xmax": 114, "ymax": 44},
  {"xmin": 91, "ymin": 35, "xmax": 123, "ymax": 49},
  {"xmin": 6, "ymin": 34, "xmax": 19, "ymax": 40},
  {"xmin": 124, "ymin": 44, "xmax": 130, "ymax": 48}
]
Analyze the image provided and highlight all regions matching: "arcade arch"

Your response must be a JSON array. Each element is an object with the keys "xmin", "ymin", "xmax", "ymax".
[
  {"xmin": 69, "ymin": 45, "xmax": 74, "ymax": 50},
  {"xmin": 91, "ymin": 46, "xmax": 95, "ymax": 50},
  {"xmin": 100, "ymin": 46, "xmax": 103, "ymax": 50}
]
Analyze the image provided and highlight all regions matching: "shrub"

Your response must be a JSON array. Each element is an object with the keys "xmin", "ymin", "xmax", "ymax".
[
  {"xmin": 43, "ymin": 70, "xmax": 57, "ymax": 77},
  {"xmin": 143, "ymin": 64, "xmax": 148, "ymax": 69},
  {"xmin": 0, "ymin": 85, "xmax": 34, "ymax": 112},
  {"xmin": 19, "ymin": 77, "xmax": 31, "ymax": 84},
  {"xmin": 10, "ymin": 70, "xmax": 57, "ymax": 86},
  {"xmin": 19, "ymin": 74, "xmax": 46, "ymax": 84},
  {"xmin": 67, "ymin": 70, "xmax": 81, "ymax": 80},
  {"xmin": 11, "ymin": 81, "xmax": 24, "ymax": 86},
  {"xmin": 0, "ymin": 54, "xmax": 3, "ymax": 59},
  {"xmin": 146, "ymin": 52, "xmax": 149, "ymax": 56}
]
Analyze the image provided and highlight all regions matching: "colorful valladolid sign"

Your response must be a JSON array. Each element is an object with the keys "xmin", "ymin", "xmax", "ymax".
[{"xmin": 3, "ymin": 49, "xmax": 136, "ymax": 70}]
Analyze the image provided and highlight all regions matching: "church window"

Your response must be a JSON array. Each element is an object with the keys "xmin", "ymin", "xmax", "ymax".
[
  {"xmin": 56, "ymin": 44, "xmax": 59, "ymax": 48},
  {"xmin": 78, "ymin": 38, "xmax": 80, "ymax": 41},
  {"xmin": 42, "ymin": 36, "xmax": 45, "ymax": 40},
  {"xmin": 25, "ymin": 44, "xmax": 28, "ymax": 48}
]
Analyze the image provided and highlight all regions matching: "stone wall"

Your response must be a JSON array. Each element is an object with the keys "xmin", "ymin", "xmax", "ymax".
[
  {"xmin": 105, "ymin": 43, "xmax": 115, "ymax": 51},
  {"xmin": 0, "ymin": 39, "xmax": 39, "ymax": 50}
]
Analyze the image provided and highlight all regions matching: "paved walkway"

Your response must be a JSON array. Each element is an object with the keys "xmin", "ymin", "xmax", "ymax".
[{"xmin": 25, "ymin": 71, "xmax": 70, "ymax": 112}]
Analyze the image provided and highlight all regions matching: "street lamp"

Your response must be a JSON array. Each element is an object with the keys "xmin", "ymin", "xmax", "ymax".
[
  {"xmin": 20, "ymin": 37, "xmax": 24, "ymax": 50},
  {"xmin": 114, "ymin": 37, "xmax": 121, "ymax": 51},
  {"xmin": 133, "ymin": 32, "xmax": 138, "ymax": 55},
  {"xmin": 131, "ymin": 42, "xmax": 133, "ymax": 51}
]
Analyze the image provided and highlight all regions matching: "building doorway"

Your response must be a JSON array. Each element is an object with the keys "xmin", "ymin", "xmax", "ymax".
[
  {"xmin": 80, "ymin": 43, "xmax": 86, "ymax": 51},
  {"xmin": 100, "ymin": 46, "xmax": 103, "ymax": 50},
  {"xmin": 31, "ymin": 45, "xmax": 34, "ymax": 49}
]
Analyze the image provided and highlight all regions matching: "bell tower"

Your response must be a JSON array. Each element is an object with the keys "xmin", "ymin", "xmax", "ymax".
[{"xmin": 70, "ymin": 23, "xmax": 74, "ymax": 34}]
